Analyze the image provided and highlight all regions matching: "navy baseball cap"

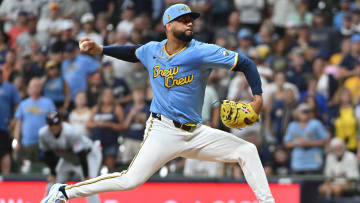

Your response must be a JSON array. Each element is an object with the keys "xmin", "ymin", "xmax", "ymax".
[
  {"xmin": 162, "ymin": 4, "xmax": 200, "ymax": 26},
  {"xmin": 46, "ymin": 111, "xmax": 62, "ymax": 125}
]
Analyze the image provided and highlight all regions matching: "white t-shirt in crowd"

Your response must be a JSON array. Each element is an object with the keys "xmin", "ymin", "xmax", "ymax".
[
  {"xmin": 69, "ymin": 109, "xmax": 91, "ymax": 137},
  {"xmin": 324, "ymin": 151, "xmax": 359, "ymax": 184}
]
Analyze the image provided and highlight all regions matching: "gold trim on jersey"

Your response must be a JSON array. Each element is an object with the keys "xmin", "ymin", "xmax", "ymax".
[
  {"xmin": 65, "ymin": 118, "xmax": 155, "ymax": 191},
  {"xmin": 229, "ymin": 53, "xmax": 239, "ymax": 71},
  {"xmin": 135, "ymin": 48, "xmax": 140, "ymax": 60},
  {"xmin": 163, "ymin": 42, "xmax": 188, "ymax": 58}
]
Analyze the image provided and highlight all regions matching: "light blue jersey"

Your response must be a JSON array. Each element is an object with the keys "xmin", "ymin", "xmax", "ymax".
[
  {"xmin": 284, "ymin": 119, "xmax": 327, "ymax": 171},
  {"xmin": 15, "ymin": 97, "xmax": 56, "ymax": 146},
  {"xmin": 135, "ymin": 39, "xmax": 238, "ymax": 124}
]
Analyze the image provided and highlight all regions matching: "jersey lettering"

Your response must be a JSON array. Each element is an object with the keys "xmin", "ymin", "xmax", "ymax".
[{"xmin": 153, "ymin": 65, "xmax": 194, "ymax": 88}]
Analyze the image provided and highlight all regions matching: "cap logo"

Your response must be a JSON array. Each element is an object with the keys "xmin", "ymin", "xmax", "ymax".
[
  {"xmin": 178, "ymin": 6, "xmax": 190, "ymax": 12},
  {"xmin": 168, "ymin": 14, "xmax": 171, "ymax": 21}
]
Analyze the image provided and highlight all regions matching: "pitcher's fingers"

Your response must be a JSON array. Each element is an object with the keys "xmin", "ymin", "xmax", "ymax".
[{"xmin": 79, "ymin": 37, "xmax": 91, "ymax": 43}]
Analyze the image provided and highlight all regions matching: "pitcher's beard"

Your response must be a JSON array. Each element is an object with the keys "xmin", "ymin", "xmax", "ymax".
[{"xmin": 173, "ymin": 30, "xmax": 193, "ymax": 42}]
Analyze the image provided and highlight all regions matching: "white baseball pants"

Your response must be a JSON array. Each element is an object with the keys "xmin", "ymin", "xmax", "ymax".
[{"xmin": 65, "ymin": 115, "xmax": 275, "ymax": 203}]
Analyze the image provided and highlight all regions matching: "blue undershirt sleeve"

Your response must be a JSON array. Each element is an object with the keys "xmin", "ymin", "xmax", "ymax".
[
  {"xmin": 102, "ymin": 45, "xmax": 142, "ymax": 63},
  {"xmin": 232, "ymin": 54, "xmax": 263, "ymax": 95}
]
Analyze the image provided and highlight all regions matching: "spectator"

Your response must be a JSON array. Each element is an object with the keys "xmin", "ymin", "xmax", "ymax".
[
  {"xmin": 187, "ymin": 0, "xmax": 212, "ymax": 15},
  {"xmin": 95, "ymin": 12, "xmax": 111, "ymax": 41},
  {"xmin": 300, "ymin": 76, "xmax": 328, "ymax": 121},
  {"xmin": 121, "ymin": 86, "xmax": 150, "ymax": 164},
  {"xmin": 339, "ymin": 12, "xmax": 354, "ymax": 37},
  {"xmin": 319, "ymin": 138, "xmax": 359, "ymax": 197},
  {"xmin": 266, "ymin": 39, "xmax": 288, "ymax": 72},
  {"xmin": 352, "ymin": 8, "xmax": 360, "ymax": 33},
  {"xmin": 283, "ymin": 22, "xmax": 300, "ymax": 52},
  {"xmin": 16, "ymin": 14, "xmax": 50, "ymax": 55},
  {"xmin": 11, "ymin": 73, "xmax": 26, "ymax": 99},
  {"xmin": 7, "ymin": 11, "xmax": 28, "ymax": 49},
  {"xmin": 264, "ymin": 71, "xmax": 298, "ymax": 144},
  {"xmin": 100, "ymin": 61, "xmax": 131, "ymax": 105},
  {"xmin": 254, "ymin": 23, "xmax": 277, "ymax": 47},
  {"xmin": 116, "ymin": 5, "xmax": 135, "ymax": 37},
  {"xmin": 215, "ymin": 11, "xmax": 240, "ymax": 49},
  {"xmin": 86, "ymin": 72, "xmax": 103, "ymax": 108},
  {"xmin": 102, "ymin": 31, "xmax": 136, "ymax": 79},
  {"xmin": 49, "ymin": 42, "xmax": 64, "ymax": 65},
  {"xmin": 227, "ymin": 73, "xmax": 254, "ymax": 103},
  {"xmin": 312, "ymin": 56, "xmax": 338, "ymax": 102},
  {"xmin": 69, "ymin": 91, "xmax": 91, "ymax": 137},
  {"xmin": 209, "ymin": 0, "xmax": 232, "ymax": 27},
  {"xmin": 124, "ymin": 63, "xmax": 148, "ymax": 91},
  {"xmin": 202, "ymin": 72, "xmax": 220, "ymax": 128},
  {"xmin": 58, "ymin": 20, "xmax": 77, "ymax": 46},
  {"xmin": 77, "ymin": 13, "xmax": 103, "ymax": 45},
  {"xmin": 148, "ymin": 21, "xmax": 167, "ymax": 42},
  {"xmin": 271, "ymin": 0, "xmax": 298, "ymax": 33},
  {"xmin": 334, "ymin": 88, "xmax": 357, "ymax": 152},
  {"xmin": 28, "ymin": 46, "xmax": 48, "ymax": 78},
  {"xmin": 284, "ymin": 102, "xmax": 327, "ymax": 174},
  {"xmin": 132, "ymin": 14, "xmax": 152, "ymax": 43},
  {"xmin": 193, "ymin": 17, "xmax": 213, "ymax": 43},
  {"xmin": 236, "ymin": 28, "xmax": 254, "ymax": 57},
  {"xmin": 0, "ymin": 0, "xmax": 39, "ymax": 33},
  {"xmin": 286, "ymin": 47, "xmax": 311, "ymax": 93},
  {"xmin": 61, "ymin": 41, "xmax": 100, "ymax": 102},
  {"xmin": 286, "ymin": 0, "xmax": 313, "ymax": 27},
  {"xmin": 234, "ymin": 0, "xmax": 264, "ymax": 32},
  {"xmin": 87, "ymin": 88, "xmax": 124, "ymax": 171},
  {"xmin": 333, "ymin": 0, "xmax": 352, "ymax": 30},
  {"xmin": 14, "ymin": 51, "xmax": 35, "ymax": 84},
  {"xmin": 270, "ymin": 147, "xmax": 291, "ymax": 176},
  {"xmin": 36, "ymin": 3, "xmax": 65, "ymax": 37},
  {"xmin": 126, "ymin": 0, "xmax": 152, "ymax": 16},
  {"xmin": 296, "ymin": 24, "xmax": 311, "ymax": 51},
  {"xmin": 344, "ymin": 68, "xmax": 360, "ymax": 105},
  {"xmin": 62, "ymin": 0, "xmax": 92, "ymax": 21},
  {"xmin": 43, "ymin": 60, "xmax": 70, "ymax": 113},
  {"xmin": 89, "ymin": 0, "xmax": 115, "ymax": 20},
  {"xmin": 1, "ymin": 50, "xmax": 18, "ymax": 82},
  {"xmin": 249, "ymin": 47, "xmax": 273, "ymax": 81},
  {"xmin": 0, "ymin": 69, "xmax": 21, "ymax": 175},
  {"xmin": 0, "ymin": 31, "xmax": 9, "ymax": 65},
  {"xmin": 265, "ymin": 85, "xmax": 297, "ymax": 145},
  {"xmin": 338, "ymin": 34, "xmax": 360, "ymax": 81},
  {"xmin": 330, "ymin": 37, "xmax": 351, "ymax": 66},
  {"xmin": 14, "ymin": 77, "xmax": 56, "ymax": 171},
  {"xmin": 310, "ymin": 9, "xmax": 339, "ymax": 58}
]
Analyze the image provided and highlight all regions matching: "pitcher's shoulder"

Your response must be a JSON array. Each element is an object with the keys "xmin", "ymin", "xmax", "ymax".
[
  {"xmin": 191, "ymin": 40, "xmax": 219, "ymax": 50},
  {"xmin": 142, "ymin": 40, "xmax": 166, "ymax": 49}
]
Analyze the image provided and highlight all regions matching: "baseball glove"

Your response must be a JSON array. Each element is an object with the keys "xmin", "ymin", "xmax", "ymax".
[{"xmin": 220, "ymin": 100, "xmax": 259, "ymax": 129}]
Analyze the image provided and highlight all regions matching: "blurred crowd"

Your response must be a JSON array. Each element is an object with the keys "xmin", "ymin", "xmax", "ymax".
[{"xmin": 1, "ymin": 0, "xmax": 360, "ymax": 198}]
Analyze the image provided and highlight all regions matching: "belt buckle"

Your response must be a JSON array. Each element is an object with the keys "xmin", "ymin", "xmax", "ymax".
[{"xmin": 181, "ymin": 123, "xmax": 196, "ymax": 132}]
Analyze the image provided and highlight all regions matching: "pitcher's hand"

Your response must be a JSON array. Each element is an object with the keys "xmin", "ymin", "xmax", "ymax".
[{"xmin": 79, "ymin": 37, "xmax": 103, "ymax": 54}]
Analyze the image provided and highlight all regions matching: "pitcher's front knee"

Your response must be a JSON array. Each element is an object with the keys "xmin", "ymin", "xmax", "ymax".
[
  {"xmin": 243, "ymin": 142, "xmax": 258, "ymax": 155},
  {"xmin": 236, "ymin": 142, "xmax": 259, "ymax": 162}
]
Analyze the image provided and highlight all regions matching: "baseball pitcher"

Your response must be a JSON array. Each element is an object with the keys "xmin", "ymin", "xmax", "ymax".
[{"xmin": 42, "ymin": 3, "xmax": 275, "ymax": 203}]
